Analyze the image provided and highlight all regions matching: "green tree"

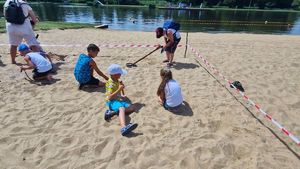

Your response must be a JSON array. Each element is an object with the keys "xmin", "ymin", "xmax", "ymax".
[
  {"xmin": 204, "ymin": 0, "xmax": 220, "ymax": 7},
  {"xmin": 291, "ymin": 0, "xmax": 300, "ymax": 9}
]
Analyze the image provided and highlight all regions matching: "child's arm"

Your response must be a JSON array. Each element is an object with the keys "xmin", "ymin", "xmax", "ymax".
[
  {"xmin": 119, "ymin": 81, "xmax": 126, "ymax": 97},
  {"xmin": 107, "ymin": 83, "xmax": 125, "ymax": 100},
  {"xmin": 157, "ymin": 92, "xmax": 165, "ymax": 106},
  {"xmin": 90, "ymin": 60, "xmax": 109, "ymax": 80},
  {"xmin": 28, "ymin": 9, "xmax": 38, "ymax": 25},
  {"xmin": 20, "ymin": 56, "xmax": 35, "ymax": 71}
]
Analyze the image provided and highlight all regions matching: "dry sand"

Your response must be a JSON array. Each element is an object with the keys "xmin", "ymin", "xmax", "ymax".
[{"xmin": 0, "ymin": 29, "xmax": 299, "ymax": 169}]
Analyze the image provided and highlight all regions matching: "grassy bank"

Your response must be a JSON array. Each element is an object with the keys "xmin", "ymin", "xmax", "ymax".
[
  {"xmin": 158, "ymin": 6, "xmax": 300, "ymax": 13},
  {"xmin": 0, "ymin": 18, "xmax": 5, "ymax": 32},
  {"xmin": 0, "ymin": 18, "xmax": 94, "ymax": 33}
]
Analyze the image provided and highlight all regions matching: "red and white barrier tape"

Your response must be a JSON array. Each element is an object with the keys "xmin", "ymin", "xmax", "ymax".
[
  {"xmin": 0, "ymin": 43, "xmax": 183, "ymax": 48},
  {"xmin": 189, "ymin": 45, "xmax": 300, "ymax": 147}
]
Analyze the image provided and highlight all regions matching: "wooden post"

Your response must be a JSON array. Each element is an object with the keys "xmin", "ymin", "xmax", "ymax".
[{"xmin": 184, "ymin": 32, "xmax": 189, "ymax": 58}]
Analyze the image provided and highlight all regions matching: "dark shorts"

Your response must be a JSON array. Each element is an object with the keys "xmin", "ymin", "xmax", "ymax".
[
  {"xmin": 163, "ymin": 101, "xmax": 182, "ymax": 112},
  {"xmin": 81, "ymin": 76, "xmax": 99, "ymax": 86},
  {"xmin": 165, "ymin": 38, "xmax": 181, "ymax": 54},
  {"xmin": 33, "ymin": 69, "xmax": 52, "ymax": 79}
]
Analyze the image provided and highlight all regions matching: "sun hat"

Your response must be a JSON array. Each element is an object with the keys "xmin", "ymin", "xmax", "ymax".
[
  {"xmin": 18, "ymin": 44, "xmax": 29, "ymax": 52},
  {"xmin": 108, "ymin": 64, "xmax": 127, "ymax": 75}
]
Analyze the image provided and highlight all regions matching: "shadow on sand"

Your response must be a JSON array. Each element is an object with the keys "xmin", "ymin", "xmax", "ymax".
[
  {"xmin": 172, "ymin": 62, "xmax": 199, "ymax": 70},
  {"xmin": 170, "ymin": 101, "xmax": 194, "ymax": 116}
]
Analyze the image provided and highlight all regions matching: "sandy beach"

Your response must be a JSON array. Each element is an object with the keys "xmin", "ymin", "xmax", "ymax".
[{"xmin": 0, "ymin": 29, "xmax": 299, "ymax": 169}]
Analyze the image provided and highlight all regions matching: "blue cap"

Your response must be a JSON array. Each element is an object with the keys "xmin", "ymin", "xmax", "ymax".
[
  {"xmin": 108, "ymin": 64, "xmax": 127, "ymax": 75},
  {"xmin": 18, "ymin": 44, "xmax": 29, "ymax": 52}
]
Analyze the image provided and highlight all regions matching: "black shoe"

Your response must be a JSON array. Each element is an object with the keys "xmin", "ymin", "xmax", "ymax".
[
  {"xmin": 104, "ymin": 110, "xmax": 116, "ymax": 122},
  {"xmin": 78, "ymin": 84, "xmax": 84, "ymax": 90},
  {"xmin": 167, "ymin": 62, "xmax": 174, "ymax": 67}
]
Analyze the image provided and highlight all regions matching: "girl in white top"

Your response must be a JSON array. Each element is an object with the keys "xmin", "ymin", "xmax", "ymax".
[{"xmin": 157, "ymin": 68, "xmax": 183, "ymax": 111}]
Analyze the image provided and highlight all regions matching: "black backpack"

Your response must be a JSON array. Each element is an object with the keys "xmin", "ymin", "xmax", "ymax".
[{"xmin": 5, "ymin": 0, "xmax": 28, "ymax": 25}]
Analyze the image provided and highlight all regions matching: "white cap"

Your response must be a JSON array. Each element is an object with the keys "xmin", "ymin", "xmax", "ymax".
[{"xmin": 108, "ymin": 64, "xmax": 127, "ymax": 75}]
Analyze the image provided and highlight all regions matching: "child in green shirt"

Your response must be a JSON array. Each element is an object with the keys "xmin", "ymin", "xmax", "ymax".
[{"xmin": 105, "ymin": 64, "xmax": 137, "ymax": 136}]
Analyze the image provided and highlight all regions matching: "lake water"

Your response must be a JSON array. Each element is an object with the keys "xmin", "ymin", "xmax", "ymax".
[{"xmin": 5, "ymin": 3, "xmax": 300, "ymax": 34}]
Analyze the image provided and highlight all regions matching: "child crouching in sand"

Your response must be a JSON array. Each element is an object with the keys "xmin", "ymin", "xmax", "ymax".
[
  {"xmin": 105, "ymin": 64, "xmax": 137, "ymax": 136},
  {"xmin": 18, "ymin": 44, "xmax": 53, "ymax": 81},
  {"xmin": 74, "ymin": 44, "xmax": 108, "ymax": 90},
  {"xmin": 157, "ymin": 68, "xmax": 183, "ymax": 112}
]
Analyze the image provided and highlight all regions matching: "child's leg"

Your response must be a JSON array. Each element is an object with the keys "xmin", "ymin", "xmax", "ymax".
[
  {"xmin": 98, "ymin": 81, "xmax": 105, "ymax": 87},
  {"xmin": 83, "ymin": 77, "xmax": 105, "ymax": 88},
  {"xmin": 33, "ymin": 70, "xmax": 52, "ymax": 81},
  {"xmin": 33, "ymin": 74, "xmax": 52, "ymax": 81},
  {"xmin": 169, "ymin": 53, "xmax": 175, "ymax": 63},
  {"xmin": 166, "ymin": 52, "xmax": 171, "ymax": 62},
  {"xmin": 125, "ymin": 105, "xmax": 135, "ymax": 114},
  {"xmin": 119, "ymin": 107, "xmax": 126, "ymax": 128}
]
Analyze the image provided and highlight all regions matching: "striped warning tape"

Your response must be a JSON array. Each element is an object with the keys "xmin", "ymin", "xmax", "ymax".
[
  {"xmin": 0, "ymin": 43, "xmax": 183, "ymax": 48},
  {"xmin": 189, "ymin": 45, "xmax": 300, "ymax": 146}
]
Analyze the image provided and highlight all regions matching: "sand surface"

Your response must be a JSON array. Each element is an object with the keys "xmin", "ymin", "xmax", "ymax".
[{"xmin": 0, "ymin": 29, "xmax": 299, "ymax": 169}]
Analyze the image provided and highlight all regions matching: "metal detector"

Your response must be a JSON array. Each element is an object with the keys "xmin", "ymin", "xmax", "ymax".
[
  {"xmin": 20, "ymin": 68, "xmax": 34, "ymax": 81},
  {"xmin": 126, "ymin": 46, "xmax": 162, "ymax": 68}
]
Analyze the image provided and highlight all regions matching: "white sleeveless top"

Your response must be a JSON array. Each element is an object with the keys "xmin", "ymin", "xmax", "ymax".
[
  {"xmin": 165, "ymin": 80, "xmax": 183, "ymax": 107},
  {"xmin": 27, "ymin": 52, "xmax": 52, "ymax": 73},
  {"xmin": 164, "ymin": 29, "xmax": 181, "ymax": 40}
]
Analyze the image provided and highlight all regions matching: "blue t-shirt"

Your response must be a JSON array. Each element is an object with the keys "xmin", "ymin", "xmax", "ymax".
[{"xmin": 74, "ymin": 54, "xmax": 92, "ymax": 84}]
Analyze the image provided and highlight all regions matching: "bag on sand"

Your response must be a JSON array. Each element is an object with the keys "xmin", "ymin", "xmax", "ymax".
[{"xmin": 230, "ymin": 81, "xmax": 245, "ymax": 92}]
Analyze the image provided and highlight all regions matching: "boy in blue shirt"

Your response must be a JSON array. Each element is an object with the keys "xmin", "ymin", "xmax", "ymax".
[{"xmin": 74, "ymin": 44, "xmax": 108, "ymax": 90}]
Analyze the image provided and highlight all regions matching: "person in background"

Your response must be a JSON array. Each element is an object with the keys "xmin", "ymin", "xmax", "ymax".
[
  {"xmin": 155, "ymin": 21, "xmax": 181, "ymax": 67},
  {"xmin": 4, "ymin": 0, "xmax": 39, "ymax": 64}
]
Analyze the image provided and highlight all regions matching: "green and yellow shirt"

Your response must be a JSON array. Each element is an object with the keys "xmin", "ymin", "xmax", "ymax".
[{"xmin": 105, "ymin": 78, "xmax": 120, "ymax": 102}]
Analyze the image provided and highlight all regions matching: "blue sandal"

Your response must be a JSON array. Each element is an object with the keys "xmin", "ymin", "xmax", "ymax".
[{"xmin": 120, "ymin": 123, "xmax": 138, "ymax": 136}]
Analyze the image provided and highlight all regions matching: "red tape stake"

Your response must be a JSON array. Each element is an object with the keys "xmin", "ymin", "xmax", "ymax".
[{"xmin": 188, "ymin": 45, "xmax": 300, "ymax": 147}]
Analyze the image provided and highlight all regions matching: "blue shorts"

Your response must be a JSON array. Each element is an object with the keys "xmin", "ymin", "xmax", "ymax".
[{"xmin": 106, "ymin": 100, "xmax": 130, "ymax": 112}]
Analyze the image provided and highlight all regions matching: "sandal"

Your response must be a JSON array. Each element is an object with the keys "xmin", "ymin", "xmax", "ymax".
[
  {"xmin": 78, "ymin": 84, "xmax": 84, "ymax": 90},
  {"xmin": 162, "ymin": 59, "xmax": 169, "ymax": 63},
  {"xmin": 120, "ymin": 123, "xmax": 138, "ymax": 136},
  {"xmin": 167, "ymin": 62, "xmax": 174, "ymax": 67},
  {"xmin": 104, "ymin": 110, "xmax": 116, "ymax": 122}
]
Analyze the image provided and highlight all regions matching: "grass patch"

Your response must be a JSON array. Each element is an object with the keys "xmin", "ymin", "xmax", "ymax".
[
  {"xmin": 139, "ymin": 0, "xmax": 167, "ymax": 6},
  {"xmin": 0, "ymin": 18, "xmax": 5, "ymax": 33},
  {"xmin": 35, "ymin": 21, "xmax": 94, "ymax": 30},
  {"xmin": 0, "ymin": 18, "xmax": 94, "ymax": 33}
]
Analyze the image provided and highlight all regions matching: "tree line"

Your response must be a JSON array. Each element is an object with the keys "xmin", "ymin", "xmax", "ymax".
[{"xmin": 27, "ymin": 0, "xmax": 300, "ymax": 9}]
